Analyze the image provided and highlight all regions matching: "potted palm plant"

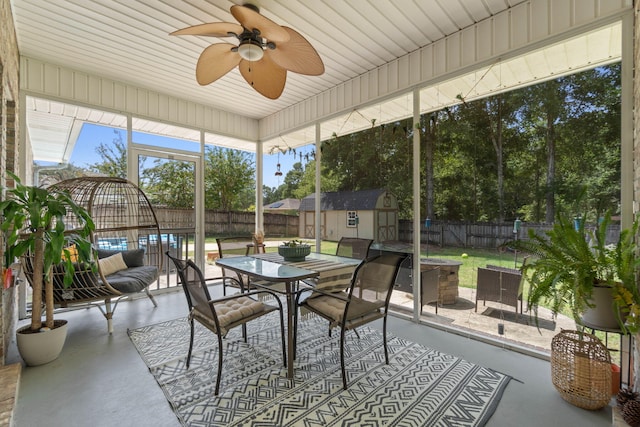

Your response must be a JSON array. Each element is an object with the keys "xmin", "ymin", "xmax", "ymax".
[
  {"xmin": 507, "ymin": 210, "xmax": 638, "ymax": 330},
  {"xmin": 1, "ymin": 173, "xmax": 94, "ymax": 365}
]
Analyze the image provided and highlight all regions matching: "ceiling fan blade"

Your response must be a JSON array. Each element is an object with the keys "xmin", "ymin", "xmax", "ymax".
[
  {"xmin": 230, "ymin": 5, "xmax": 289, "ymax": 43},
  {"xmin": 170, "ymin": 22, "xmax": 242, "ymax": 37},
  {"xmin": 269, "ymin": 27, "xmax": 324, "ymax": 76},
  {"xmin": 196, "ymin": 43, "xmax": 241, "ymax": 86},
  {"xmin": 239, "ymin": 54, "xmax": 287, "ymax": 99}
]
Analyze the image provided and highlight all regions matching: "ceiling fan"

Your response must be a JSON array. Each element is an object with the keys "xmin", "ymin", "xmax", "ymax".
[{"xmin": 170, "ymin": 3, "xmax": 324, "ymax": 100}]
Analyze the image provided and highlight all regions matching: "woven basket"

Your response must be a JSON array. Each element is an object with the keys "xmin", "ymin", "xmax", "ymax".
[
  {"xmin": 551, "ymin": 330, "xmax": 611, "ymax": 410},
  {"xmin": 622, "ymin": 400, "xmax": 640, "ymax": 427}
]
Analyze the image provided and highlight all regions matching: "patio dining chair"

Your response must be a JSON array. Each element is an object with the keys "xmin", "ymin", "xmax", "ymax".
[
  {"xmin": 296, "ymin": 253, "xmax": 406, "ymax": 389},
  {"xmin": 216, "ymin": 236, "xmax": 256, "ymax": 295},
  {"xmin": 303, "ymin": 237, "xmax": 373, "ymax": 292},
  {"xmin": 335, "ymin": 237, "xmax": 374, "ymax": 260},
  {"xmin": 300, "ymin": 237, "xmax": 374, "ymax": 336},
  {"xmin": 166, "ymin": 252, "xmax": 286, "ymax": 396}
]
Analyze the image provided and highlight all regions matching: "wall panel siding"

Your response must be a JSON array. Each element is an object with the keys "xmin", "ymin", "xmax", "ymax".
[
  {"xmin": 461, "ymin": 27, "xmax": 477, "ymax": 67},
  {"xmin": 511, "ymin": 4, "xmax": 530, "ymax": 48},
  {"xmin": 20, "ymin": 57, "xmax": 259, "ymax": 142},
  {"xmin": 259, "ymin": 0, "xmax": 630, "ymax": 142},
  {"xmin": 551, "ymin": 1, "xmax": 573, "ymax": 34},
  {"xmin": 575, "ymin": 0, "xmax": 597, "ymax": 25},
  {"xmin": 409, "ymin": 51, "xmax": 422, "ymax": 85}
]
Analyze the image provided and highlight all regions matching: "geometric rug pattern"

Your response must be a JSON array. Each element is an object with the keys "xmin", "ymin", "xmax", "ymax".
[{"xmin": 128, "ymin": 313, "xmax": 511, "ymax": 427}]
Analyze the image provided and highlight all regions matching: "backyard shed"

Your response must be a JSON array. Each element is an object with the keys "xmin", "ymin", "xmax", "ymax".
[{"xmin": 298, "ymin": 189, "xmax": 398, "ymax": 242}]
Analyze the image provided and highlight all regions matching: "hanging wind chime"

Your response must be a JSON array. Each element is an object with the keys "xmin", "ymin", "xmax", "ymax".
[{"xmin": 275, "ymin": 150, "xmax": 283, "ymax": 176}]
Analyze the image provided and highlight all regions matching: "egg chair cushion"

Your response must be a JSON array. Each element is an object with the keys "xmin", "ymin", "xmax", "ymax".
[
  {"xmin": 102, "ymin": 266, "xmax": 158, "ymax": 294},
  {"xmin": 97, "ymin": 248, "xmax": 146, "ymax": 268}
]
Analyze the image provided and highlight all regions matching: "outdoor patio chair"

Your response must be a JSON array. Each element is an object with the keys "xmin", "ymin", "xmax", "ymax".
[
  {"xmin": 216, "ymin": 236, "xmax": 256, "ymax": 295},
  {"xmin": 303, "ymin": 236, "xmax": 373, "ymax": 292},
  {"xmin": 336, "ymin": 237, "xmax": 374, "ymax": 260},
  {"xmin": 475, "ymin": 262, "xmax": 526, "ymax": 315},
  {"xmin": 420, "ymin": 266, "xmax": 440, "ymax": 314},
  {"xmin": 296, "ymin": 253, "xmax": 406, "ymax": 389},
  {"xmin": 166, "ymin": 252, "xmax": 286, "ymax": 396},
  {"xmin": 299, "ymin": 237, "xmax": 374, "ymax": 335}
]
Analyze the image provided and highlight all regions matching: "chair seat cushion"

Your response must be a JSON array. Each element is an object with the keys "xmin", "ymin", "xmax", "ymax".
[
  {"xmin": 305, "ymin": 293, "xmax": 383, "ymax": 322},
  {"xmin": 194, "ymin": 297, "xmax": 265, "ymax": 332},
  {"xmin": 102, "ymin": 266, "xmax": 158, "ymax": 293}
]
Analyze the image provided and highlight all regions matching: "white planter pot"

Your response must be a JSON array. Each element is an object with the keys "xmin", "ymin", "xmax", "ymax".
[
  {"xmin": 16, "ymin": 320, "xmax": 68, "ymax": 366},
  {"xmin": 580, "ymin": 286, "xmax": 622, "ymax": 330}
]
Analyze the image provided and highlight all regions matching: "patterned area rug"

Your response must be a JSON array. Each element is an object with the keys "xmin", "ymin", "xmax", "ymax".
[{"xmin": 128, "ymin": 314, "xmax": 511, "ymax": 426}]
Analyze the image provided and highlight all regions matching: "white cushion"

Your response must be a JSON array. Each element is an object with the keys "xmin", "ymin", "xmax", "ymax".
[{"xmin": 99, "ymin": 252, "xmax": 128, "ymax": 276}]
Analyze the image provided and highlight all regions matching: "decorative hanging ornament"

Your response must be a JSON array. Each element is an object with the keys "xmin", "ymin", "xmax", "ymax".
[{"xmin": 275, "ymin": 151, "xmax": 283, "ymax": 176}]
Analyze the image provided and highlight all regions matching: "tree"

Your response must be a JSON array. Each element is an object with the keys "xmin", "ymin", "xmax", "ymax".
[
  {"xmin": 89, "ymin": 130, "xmax": 128, "ymax": 178},
  {"xmin": 140, "ymin": 159, "xmax": 195, "ymax": 208},
  {"xmin": 455, "ymin": 92, "xmax": 520, "ymax": 222},
  {"xmin": 519, "ymin": 79, "xmax": 567, "ymax": 223},
  {"xmin": 278, "ymin": 162, "xmax": 305, "ymax": 198},
  {"xmin": 263, "ymin": 185, "xmax": 280, "ymax": 205},
  {"xmin": 204, "ymin": 146, "xmax": 255, "ymax": 211}
]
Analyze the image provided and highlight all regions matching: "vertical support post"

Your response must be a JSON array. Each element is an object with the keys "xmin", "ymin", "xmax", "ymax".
[
  {"xmin": 194, "ymin": 131, "xmax": 205, "ymax": 267},
  {"xmin": 620, "ymin": 10, "xmax": 633, "ymax": 389},
  {"xmin": 412, "ymin": 89, "xmax": 421, "ymax": 322},
  {"xmin": 315, "ymin": 123, "xmax": 322, "ymax": 252},
  {"xmin": 256, "ymin": 141, "xmax": 264, "ymax": 234}
]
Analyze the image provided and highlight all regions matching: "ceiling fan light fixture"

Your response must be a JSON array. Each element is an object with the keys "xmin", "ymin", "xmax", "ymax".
[{"xmin": 238, "ymin": 42, "xmax": 264, "ymax": 61}]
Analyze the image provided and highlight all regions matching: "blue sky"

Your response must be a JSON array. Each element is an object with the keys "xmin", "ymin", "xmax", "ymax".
[{"xmin": 68, "ymin": 123, "xmax": 314, "ymax": 189}]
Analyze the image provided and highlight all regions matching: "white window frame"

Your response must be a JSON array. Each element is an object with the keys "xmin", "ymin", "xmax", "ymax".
[{"xmin": 347, "ymin": 211, "xmax": 358, "ymax": 228}]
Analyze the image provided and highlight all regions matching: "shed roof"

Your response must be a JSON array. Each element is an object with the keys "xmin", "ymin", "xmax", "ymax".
[{"xmin": 299, "ymin": 189, "xmax": 389, "ymax": 211}]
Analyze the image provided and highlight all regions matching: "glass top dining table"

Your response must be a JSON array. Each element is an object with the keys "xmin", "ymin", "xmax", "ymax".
[{"xmin": 215, "ymin": 252, "xmax": 361, "ymax": 379}]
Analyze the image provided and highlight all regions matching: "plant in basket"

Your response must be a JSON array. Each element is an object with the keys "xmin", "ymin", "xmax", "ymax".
[{"xmin": 278, "ymin": 239, "xmax": 311, "ymax": 262}]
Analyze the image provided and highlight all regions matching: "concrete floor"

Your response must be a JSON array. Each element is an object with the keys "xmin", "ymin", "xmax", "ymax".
[{"xmin": 8, "ymin": 287, "xmax": 613, "ymax": 427}]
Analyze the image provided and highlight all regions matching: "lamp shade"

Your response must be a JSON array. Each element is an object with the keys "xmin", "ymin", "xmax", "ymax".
[{"xmin": 238, "ymin": 42, "xmax": 264, "ymax": 61}]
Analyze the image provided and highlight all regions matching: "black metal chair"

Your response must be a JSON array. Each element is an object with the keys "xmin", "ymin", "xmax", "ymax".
[
  {"xmin": 296, "ymin": 253, "xmax": 406, "ymax": 389},
  {"xmin": 166, "ymin": 251, "xmax": 286, "ymax": 395}
]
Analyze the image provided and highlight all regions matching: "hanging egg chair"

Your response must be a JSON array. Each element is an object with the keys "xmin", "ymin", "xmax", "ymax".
[{"xmin": 23, "ymin": 176, "xmax": 161, "ymax": 333}]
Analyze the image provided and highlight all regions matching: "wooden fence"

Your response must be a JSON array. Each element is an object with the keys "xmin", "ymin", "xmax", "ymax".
[
  {"xmin": 153, "ymin": 208, "xmax": 620, "ymax": 249},
  {"xmin": 154, "ymin": 208, "xmax": 299, "ymax": 237},
  {"xmin": 398, "ymin": 219, "xmax": 621, "ymax": 249}
]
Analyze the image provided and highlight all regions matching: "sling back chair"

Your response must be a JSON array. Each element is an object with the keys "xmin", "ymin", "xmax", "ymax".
[
  {"xmin": 166, "ymin": 252, "xmax": 286, "ymax": 396},
  {"xmin": 216, "ymin": 236, "xmax": 258, "ymax": 295},
  {"xmin": 303, "ymin": 236, "xmax": 373, "ymax": 290},
  {"xmin": 297, "ymin": 253, "xmax": 406, "ymax": 389},
  {"xmin": 335, "ymin": 237, "xmax": 374, "ymax": 260},
  {"xmin": 299, "ymin": 237, "xmax": 374, "ymax": 336}
]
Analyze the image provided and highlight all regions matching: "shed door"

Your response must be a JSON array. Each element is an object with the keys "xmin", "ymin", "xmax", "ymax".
[
  {"xmin": 377, "ymin": 210, "xmax": 396, "ymax": 241},
  {"xmin": 304, "ymin": 211, "xmax": 326, "ymax": 239},
  {"xmin": 304, "ymin": 211, "xmax": 315, "ymax": 238}
]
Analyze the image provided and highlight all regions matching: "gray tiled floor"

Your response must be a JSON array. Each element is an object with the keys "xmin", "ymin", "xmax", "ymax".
[{"xmin": 9, "ymin": 288, "xmax": 612, "ymax": 426}]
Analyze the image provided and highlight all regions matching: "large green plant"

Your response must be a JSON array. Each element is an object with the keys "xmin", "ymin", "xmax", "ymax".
[
  {"xmin": 507, "ymin": 211, "xmax": 639, "ymax": 328},
  {"xmin": 0, "ymin": 173, "xmax": 95, "ymax": 332}
]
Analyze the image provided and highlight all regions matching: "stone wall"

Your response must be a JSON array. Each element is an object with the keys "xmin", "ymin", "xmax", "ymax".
[{"xmin": 1, "ymin": 0, "xmax": 21, "ymax": 365}]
